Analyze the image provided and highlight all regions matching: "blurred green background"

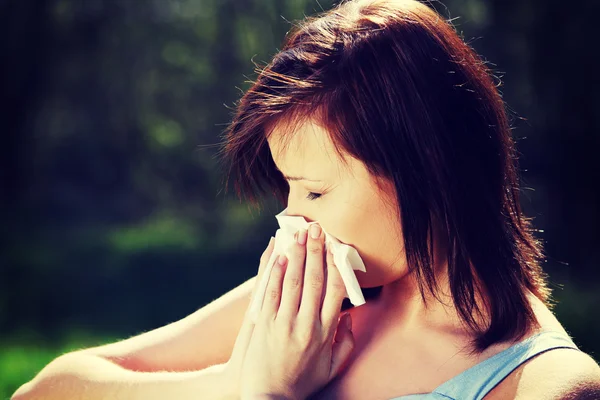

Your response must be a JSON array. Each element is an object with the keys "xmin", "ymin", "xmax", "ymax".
[{"xmin": 1, "ymin": 0, "xmax": 599, "ymax": 397}]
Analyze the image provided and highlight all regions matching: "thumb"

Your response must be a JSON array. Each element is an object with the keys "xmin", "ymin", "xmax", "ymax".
[
  {"xmin": 230, "ymin": 289, "xmax": 262, "ymax": 364},
  {"xmin": 231, "ymin": 236, "xmax": 276, "ymax": 362},
  {"xmin": 329, "ymin": 313, "xmax": 355, "ymax": 379},
  {"xmin": 230, "ymin": 286, "xmax": 263, "ymax": 363},
  {"xmin": 231, "ymin": 311, "xmax": 255, "ymax": 360}
]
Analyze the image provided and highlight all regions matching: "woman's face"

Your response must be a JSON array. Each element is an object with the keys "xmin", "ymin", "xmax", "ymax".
[{"xmin": 267, "ymin": 118, "xmax": 408, "ymax": 288}]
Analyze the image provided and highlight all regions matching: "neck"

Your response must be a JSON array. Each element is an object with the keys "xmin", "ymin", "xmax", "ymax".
[
  {"xmin": 375, "ymin": 232, "xmax": 488, "ymax": 338},
  {"xmin": 378, "ymin": 262, "xmax": 465, "ymax": 334}
]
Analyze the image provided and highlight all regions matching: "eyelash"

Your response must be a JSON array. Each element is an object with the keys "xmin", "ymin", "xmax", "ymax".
[{"xmin": 306, "ymin": 192, "xmax": 322, "ymax": 201}]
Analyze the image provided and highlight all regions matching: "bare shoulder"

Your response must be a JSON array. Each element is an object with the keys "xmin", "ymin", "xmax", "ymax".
[
  {"xmin": 486, "ymin": 293, "xmax": 600, "ymax": 398},
  {"xmin": 486, "ymin": 347, "xmax": 600, "ymax": 399}
]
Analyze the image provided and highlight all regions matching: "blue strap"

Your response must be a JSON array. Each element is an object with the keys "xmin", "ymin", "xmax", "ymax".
[
  {"xmin": 432, "ymin": 330, "xmax": 580, "ymax": 400},
  {"xmin": 390, "ymin": 394, "xmax": 452, "ymax": 399}
]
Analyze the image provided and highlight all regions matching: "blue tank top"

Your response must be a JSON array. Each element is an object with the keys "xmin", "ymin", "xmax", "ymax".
[{"xmin": 388, "ymin": 330, "xmax": 580, "ymax": 400}]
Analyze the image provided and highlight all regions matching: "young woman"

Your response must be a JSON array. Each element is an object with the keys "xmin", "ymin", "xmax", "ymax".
[{"xmin": 13, "ymin": 0, "xmax": 600, "ymax": 399}]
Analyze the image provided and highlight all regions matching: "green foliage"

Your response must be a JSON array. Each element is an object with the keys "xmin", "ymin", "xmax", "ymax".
[{"xmin": 108, "ymin": 213, "xmax": 201, "ymax": 253}]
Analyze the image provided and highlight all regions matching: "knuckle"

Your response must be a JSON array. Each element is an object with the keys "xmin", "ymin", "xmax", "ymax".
[
  {"xmin": 332, "ymin": 281, "xmax": 346, "ymax": 293},
  {"xmin": 268, "ymin": 288, "xmax": 280, "ymax": 301},
  {"xmin": 308, "ymin": 244, "xmax": 323, "ymax": 255},
  {"xmin": 309, "ymin": 273, "xmax": 324, "ymax": 289},
  {"xmin": 287, "ymin": 276, "xmax": 302, "ymax": 290}
]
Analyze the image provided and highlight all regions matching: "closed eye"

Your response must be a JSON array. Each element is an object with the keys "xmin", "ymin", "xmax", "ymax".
[{"xmin": 306, "ymin": 192, "xmax": 322, "ymax": 201}]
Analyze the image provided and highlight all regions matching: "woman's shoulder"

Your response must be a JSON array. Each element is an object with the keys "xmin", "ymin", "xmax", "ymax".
[
  {"xmin": 487, "ymin": 293, "xmax": 600, "ymax": 399},
  {"xmin": 485, "ymin": 346, "xmax": 600, "ymax": 399}
]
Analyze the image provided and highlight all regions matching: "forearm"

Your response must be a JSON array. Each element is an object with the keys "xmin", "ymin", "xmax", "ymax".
[{"xmin": 12, "ymin": 352, "xmax": 234, "ymax": 400}]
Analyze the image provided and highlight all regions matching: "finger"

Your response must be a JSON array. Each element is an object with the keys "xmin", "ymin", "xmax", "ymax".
[
  {"xmin": 233, "ymin": 236, "xmax": 275, "ymax": 359},
  {"xmin": 251, "ymin": 236, "xmax": 275, "ymax": 302},
  {"xmin": 249, "ymin": 237, "xmax": 277, "ymax": 321},
  {"xmin": 277, "ymin": 229, "xmax": 308, "ymax": 321},
  {"xmin": 321, "ymin": 245, "xmax": 348, "ymax": 336},
  {"xmin": 329, "ymin": 313, "xmax": 355, "ymax": 379},
  {"xmin": 260, "ymin": 254, "xmax": 287, "ymax": 320},
  {"xmin": 298, "ymin": 223, "xmax": 326, "ymax": 321}
]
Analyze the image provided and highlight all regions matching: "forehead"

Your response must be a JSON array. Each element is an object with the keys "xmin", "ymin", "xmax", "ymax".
[
  {"xmin": 266, "ymin": 118, "xmax": 345, "ymax": 174},
  {"xmin": 266, "ymin": 117, "xmax": 396, "ymax": 203}
]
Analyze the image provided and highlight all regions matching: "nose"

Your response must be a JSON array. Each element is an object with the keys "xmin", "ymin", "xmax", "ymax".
[
  {"xmin": 285, "ymin": 207, "xmax": 315, "ymax": 223},
  {"xmin": 285, "ymin": 195, "xmax": 316, "ymax": 224}
]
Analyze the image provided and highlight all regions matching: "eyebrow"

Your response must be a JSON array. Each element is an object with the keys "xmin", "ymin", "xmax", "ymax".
[{"xmin": 283, "ymin": 174, "xmax": 322, "ymax": 182}]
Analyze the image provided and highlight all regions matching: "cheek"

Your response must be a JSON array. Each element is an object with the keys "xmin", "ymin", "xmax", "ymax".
[
  {"xmin": 320, "ymin": 192, "xmax": 406, "ymax": 284},
  {"xmin": 353, "ymin": 221, "xmax": 407, "ymax": 288}
]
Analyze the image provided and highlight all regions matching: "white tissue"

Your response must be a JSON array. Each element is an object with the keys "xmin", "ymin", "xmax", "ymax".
[{"xmin": 249, "ymin": 208, "xmax": 367, "ymax": 322}]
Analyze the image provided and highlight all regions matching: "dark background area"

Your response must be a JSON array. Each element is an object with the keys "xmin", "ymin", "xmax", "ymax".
[{"xmin": 1, "ymin": 0, "xmax": 598, "ymax": 397}]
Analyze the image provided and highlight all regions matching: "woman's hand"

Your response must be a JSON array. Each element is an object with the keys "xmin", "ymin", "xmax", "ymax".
[{"xmin": 226, "ymin": 224, "xmax": 355, "ymax": 400}]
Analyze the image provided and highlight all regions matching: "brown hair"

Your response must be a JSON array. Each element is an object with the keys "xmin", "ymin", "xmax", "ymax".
[{"xmin": 218, "ymin": 0, "xmax": 551, "ymax": 351}]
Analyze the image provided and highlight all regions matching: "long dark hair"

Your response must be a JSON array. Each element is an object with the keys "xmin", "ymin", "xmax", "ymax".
[{"xmin": 218, "ymin": 0, "xmax": 551, "ymax": 351}]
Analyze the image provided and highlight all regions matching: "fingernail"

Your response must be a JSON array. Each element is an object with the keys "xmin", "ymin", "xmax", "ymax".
[
  {"xmin": 269, "ymin": 237, "xmax": 274, "ymax": 247},
  {"xmin": 345, "ymin": 313, "xmax": 352, "ymax": 330},
  {"xmin": 309, "ymin": 224, "xmax": 321, "ymax": 239},
  {"xmin": 277, "ymin": 254, "xmax": 287, "ymax": 266},
  {"xmin": 297, "ymin": 229, "xmax": 308, "ymax": 245}
]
